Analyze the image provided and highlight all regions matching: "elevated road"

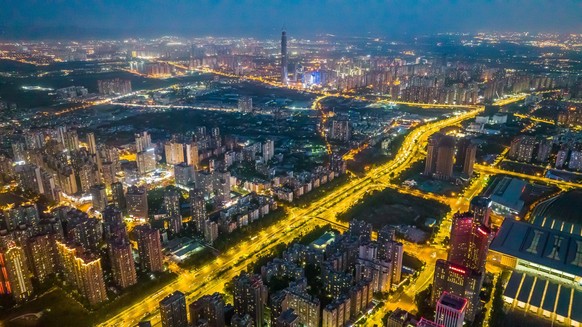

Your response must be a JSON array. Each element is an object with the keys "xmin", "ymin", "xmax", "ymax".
[{"xmin": 100, "ymin": 106, "xmax": 483, "ymax": 326}]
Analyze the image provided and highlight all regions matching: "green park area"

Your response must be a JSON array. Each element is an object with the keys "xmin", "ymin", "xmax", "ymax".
[{"xmin": 338, "ymin": 188, "xmax": 449, "ymax": 230}]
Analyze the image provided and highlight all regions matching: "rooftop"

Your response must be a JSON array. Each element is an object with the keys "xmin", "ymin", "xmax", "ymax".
[
  {"xmin": 490, "ymin": 219, "xmax": 582, "ymax": 277},
  {"xmin": 438, "ymin": 292, "xmax": 468, "ymax": 311},
  {"xmin": 530, "ymin": 189, "xmax": 582, "ymax": 236}
]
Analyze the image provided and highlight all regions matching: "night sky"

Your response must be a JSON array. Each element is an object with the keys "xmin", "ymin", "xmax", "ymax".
[{"xmin": 1, "ymin": 0, "xmax": 581, "ymax": 38}]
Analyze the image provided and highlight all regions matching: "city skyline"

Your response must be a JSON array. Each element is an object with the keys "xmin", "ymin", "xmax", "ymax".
[{"xmin": 0, "ymin": 4, "xmax": 581, "ymax": 326}]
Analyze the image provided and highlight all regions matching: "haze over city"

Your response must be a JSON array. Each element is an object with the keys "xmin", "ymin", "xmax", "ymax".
[
  {"xmin": 0, "ymin": 1, "xmax": 581, "ymax": 327},
  {"xmin": 1, "ymin": 0, "xmax": 582, "ymax": 38}
]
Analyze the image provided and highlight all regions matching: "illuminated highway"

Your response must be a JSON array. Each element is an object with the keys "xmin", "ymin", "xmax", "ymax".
[
  {"xmin": 474, "ymin": 164, "xmax": 582, "ymax": 190},
  {"xmin": 99, "ymin": 105, "xmax": 483, "ymax": 326},
  {"xmin": 98, "ymin": 67, "xmax": 561, "ymax": 326}
]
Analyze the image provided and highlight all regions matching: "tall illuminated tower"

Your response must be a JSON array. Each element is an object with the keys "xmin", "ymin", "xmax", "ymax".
[{"xmin": 281, "ymin": 30, "xmax": 288, "ymax": 84}]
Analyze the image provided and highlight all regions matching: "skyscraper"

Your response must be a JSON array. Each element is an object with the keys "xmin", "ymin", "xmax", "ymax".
[
  {"xmin": 425, "ymin": 134, "xmax": 455, "ymax": 180},
  {"xmin": 431, "ymin": 260, "xmax": 482, "ymax": 321},
  {"xmin": 135, "ymin": 224, "xmax": 163, "ymax": 272},
  {"xmin": 469, "ymin": 196, "xmax": 492, "ymax": 227},
  {"xmin": 160, "ymin": 291, "xmax": 188, "ymax": 327},
  {"xmin": 462, "ymin": 143, "xmax": 476, "ymax": 176},
  {"xmin": 233, "ymin": 273, "xmax": 268, "ymax": 327},
  {"xmin": 281, "ymin": 31, "xmax": 288, "ymax": 84},
  {"xmin": 435, "ymin": 292, "xmax": 467, "ymax": 327},
  {"xmin": 435, "ymin": 136, "xmax": 455, "ymax": 180},
  {"xmin": 455, "ymin": 138, "xmax": 476, "ymax": 177},
  {"xmin": 448, "ymin": 212, "xmax": 490, "ymax": 272}
]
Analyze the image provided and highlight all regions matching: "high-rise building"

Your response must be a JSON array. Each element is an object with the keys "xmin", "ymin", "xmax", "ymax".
[
  {"xmin": 277, "ymin": 309, "xmax": 300, "ymax": 327},
  {"xmin": 330, "ymin": 119, "xmax": 351, "ymax": 142},
  {"xmin": 87, "ymin": 132, "xmax": 97, "ymax": 155},
  {"xmin": 165, "ymin": 141, "xmax": 185, "ymax": 166},
  {"xmin": 15, "ymin": 164, "xmax": 43, "ymax": 195},
  {"xmin": 385, "ymin": 308, "xmax": 415, "ymax": 327},
  {"xmin": 213, "ymin": 170, "xmax": 231, "ymax": 206},
  {"xmin": 137, "ymin": 149, "xmax": 157, "ymax": 175},
  {"xmin": 102, "ymin": 206, "xmax": 126, "ymax": 242},
  {"xmin": 0, "ymin": 242, "xmax": 33, "ymax": 302},
  {"xmin": 160, "ymin": 291, "xmax": 188, "ymax": 327},
  {"xmin": 283, "ymin": 289, "xmax": 320, "ymax": 327},
  {"xmin": 167, "ymin": 215, "xmax": 182, "ymax": 235},
  {"xmin": 435, "ymin": 136, "xmax": 455, "ymax": 180},
  {"xmin": 233, "ymin": 273, "xmax": 268, "ymax": 327},
  {"xmin": 26, "ymin": 233, "xmax": 58, "ymax": 283},
  {"xmin": 448, "ymin": 212, "xmax": 490, "ymax": 272},
  {"xmin": 109, "ymin": 239, "xmax": 137, "ymax": 289},
  {"xmin": 189, "ymin": 142, "xmax": 199, "ymax": 167},
  {"xmin": 425, "ymin": 134, "xmax": 455, "ymax": 180},
  {"xmin": 163, "ymin": 188, "xmax": 181, "ymax": 217},
  {"xmin": 455, "ymin": 138, "xmax": 476, "ymax": 177},
  {"xmin": 111, "ymin": 182, "xmax": 126, "ymax": 213},
  {"xmin": 126, "ymin": 185, "xmax": 148, "ymax": 218},
  {"xmin": 321, "ymin": 296, "xmax": 351, "ymax": 327},
  {"xmin": 63, "ymin": 130, "xmax": 80, "ymax": 152},
  {"xmin": 238, "ymin": 96, "xmax": 253, "ymax": 113},
  {"xmin": 508, "ymin": 135, "xmax": 537, "ymax": 163},
  {"xmin": 431, "ymin": 260, "xmax": 482, "ymax": 321},
  {"xmin": 2, "ymin": 204, "xmax": 40, "ymax": 232},
  {"xmin": 77, "ymin": 162, "xmax": 99, "ymax": 193},
  {"xmin": 101, "ymin": 161, "xmax": 117, "ymax": 187},
  {"xmin": 204, "ymin": 219, "xmax": 219, "ymax": 244},
  {"xmin": 56, "ymin": 241, "xmax": 107, "ymax": 306},
  {"xmin": 348, "ymin": 220, "xmax": 372, "ymax": 241},
  {"xmin": 435, "ymin": 292, "xmax": 467, "ymax": 327},
  {"xmin": 135, "ymin": 132, "xmax": 152, "ymax": 153},
  {"xmin": 98, "ymin": 78, "xmax": 132, "ymax": 95},
  {"xmin": 190, "ymin": 189, "xmax": 207, "ymax": 232},
  {"xmin": 11, "ymin": 142, "xmax": 26, "ymax": 162},
  {"xmin": 174, "ymin": 162, "xmax": 195, "ymax": 187},
  {"xmin": 424, "ymin": 135, "xmax": 440, "ymax": 176},
  {"xmin": 262, "ymin": 139, "xmax": 275, "ymax": 162},
  {"xmin": 462, "ymin": 143, "xmax": 476, "ymax": 176},
  {"xmin": 135, "ymin": 224, "xmax": 163, "ymax": 272},
  {"xmin": 281, "ymin": 31, "xmax": 288, "ymax": 84},
  {"xmin": 189, "ymin": 292, "xmax": 226, "ymax": 327},
  {"xmin": 469, "ymin": 196, "xmax": 492, "ymax": 227},
  {"xmin": 66, "ymin": 216, "xmax": 103, "ymax": 252},
  {"xmin": 383, "ymin": 240, "xmax": 403, "ymax": 285},
  {"xmin": 90, "ymin": 184, "xmax": 108, "ymax": 212}
]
